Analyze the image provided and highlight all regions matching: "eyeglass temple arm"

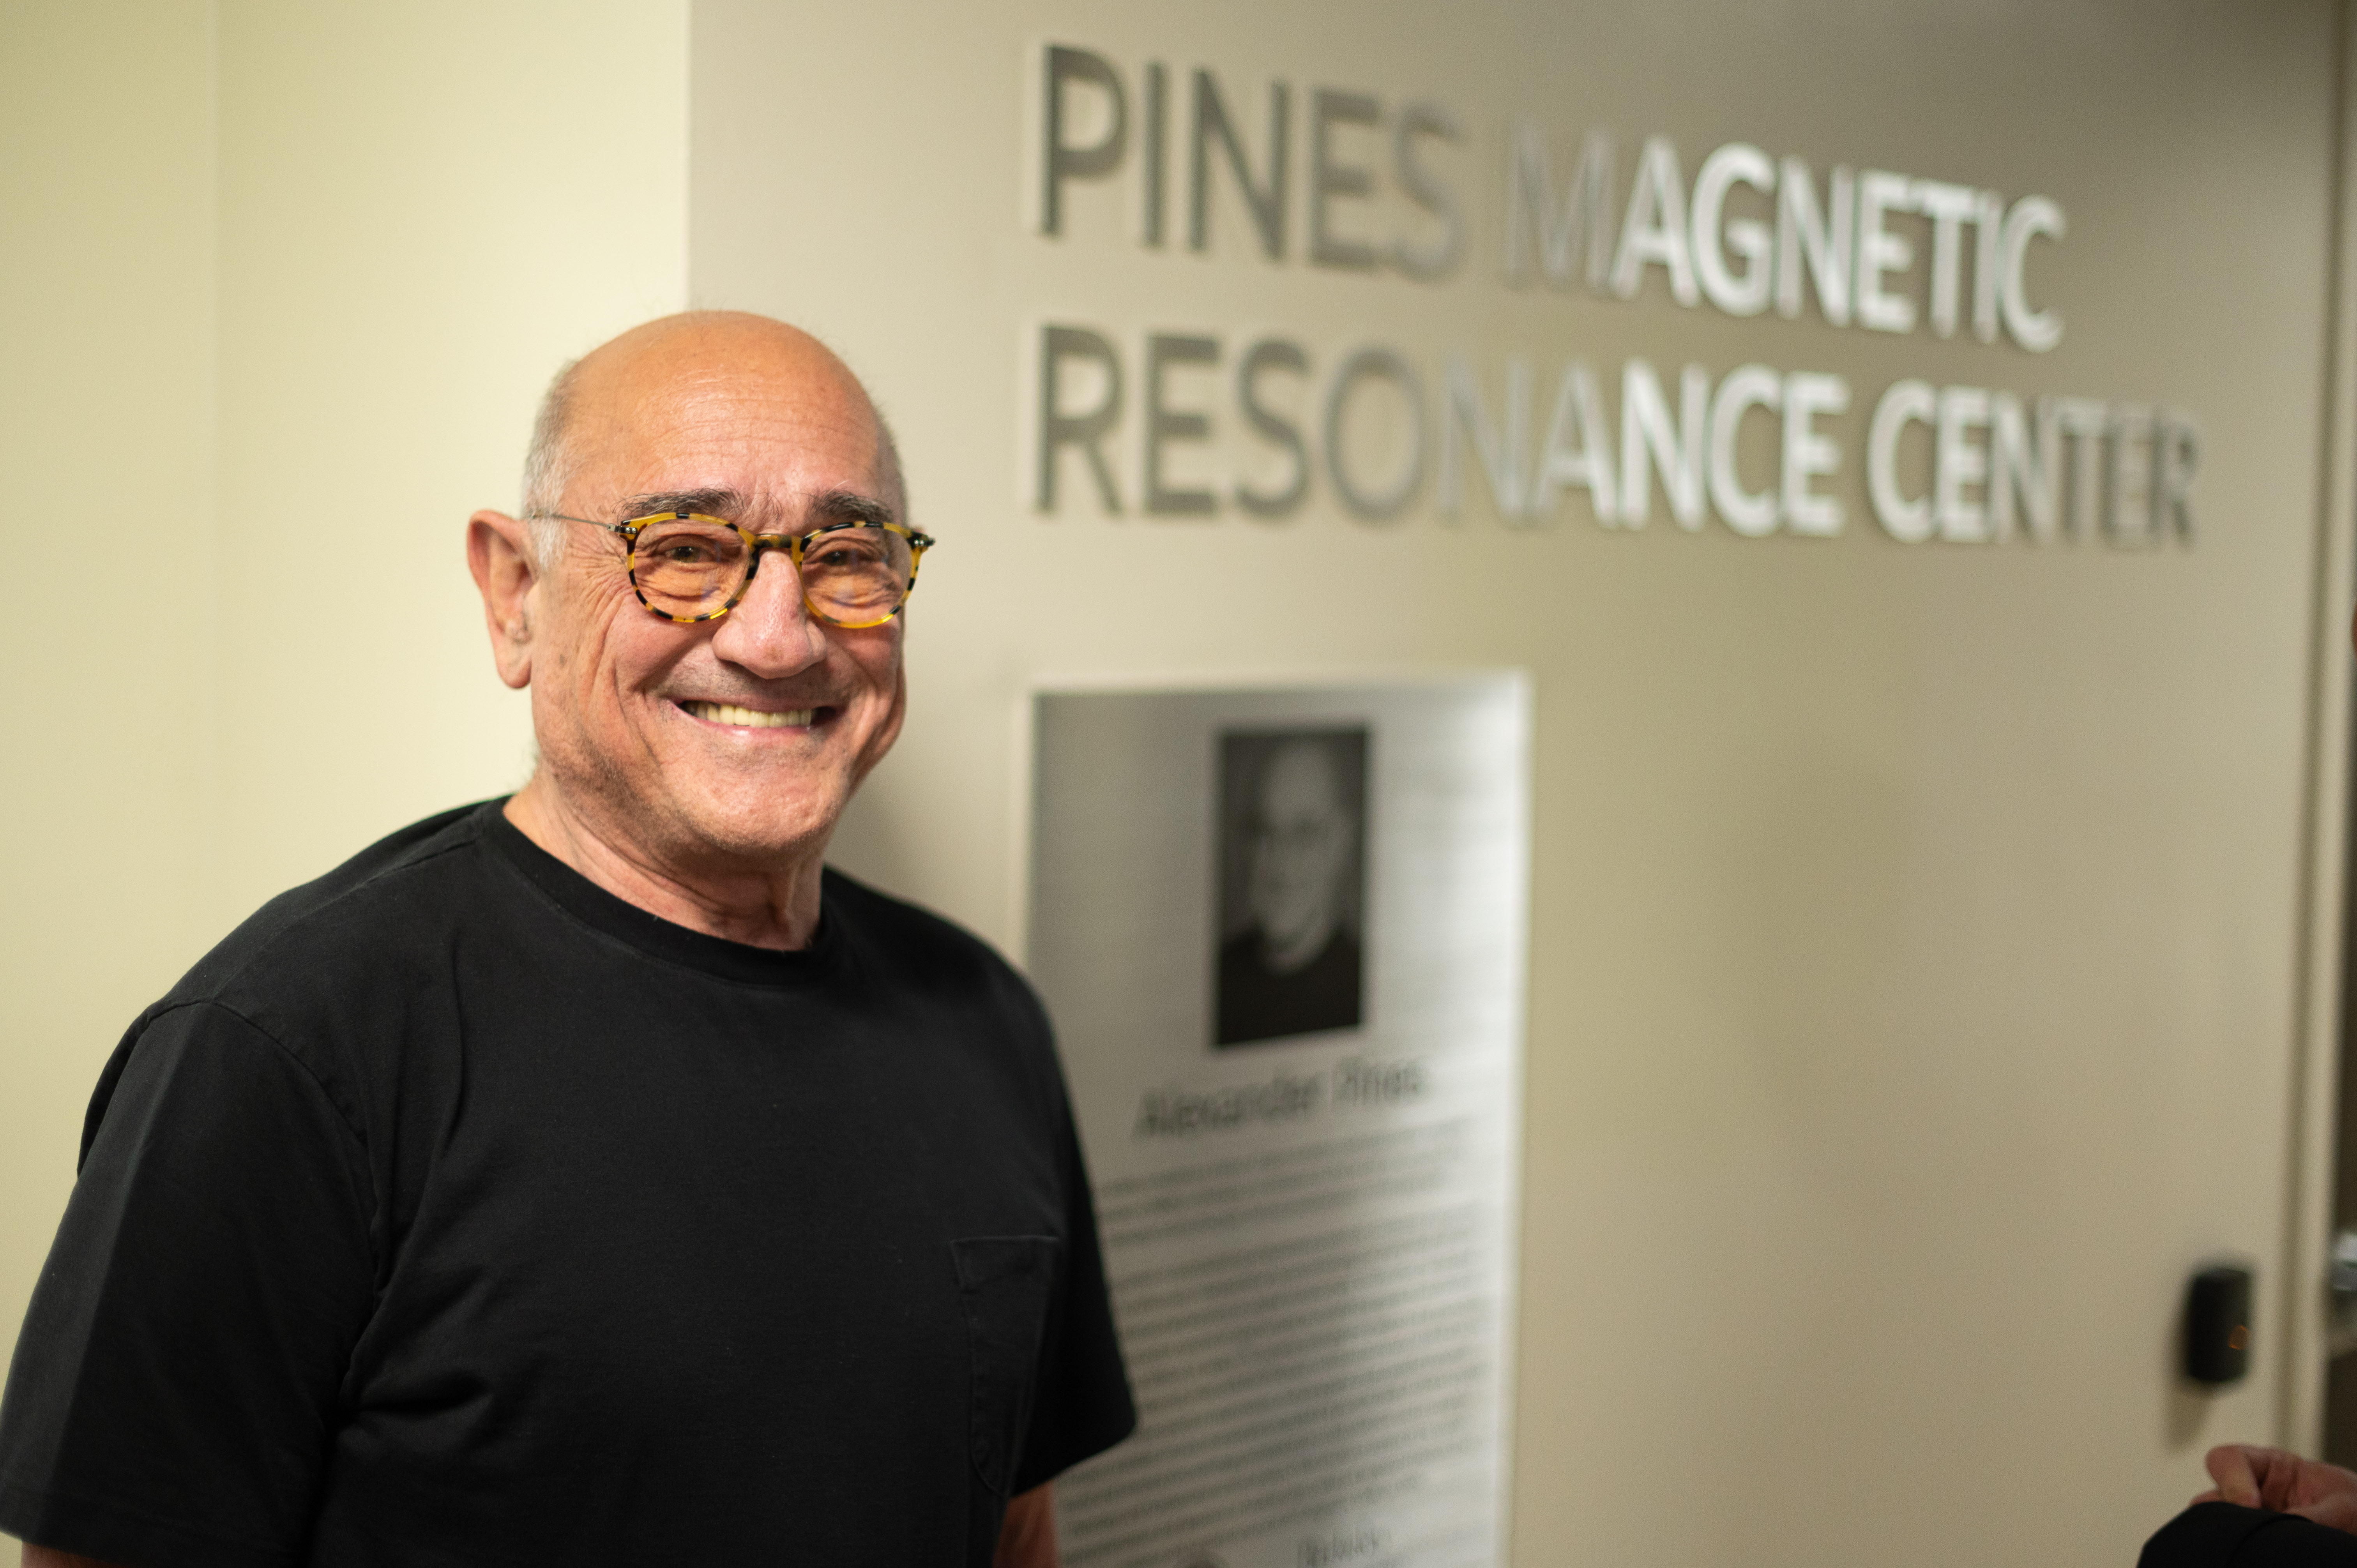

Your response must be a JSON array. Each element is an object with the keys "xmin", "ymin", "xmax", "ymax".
[
  {"xmin": 538, "ymin": 510, "xmax": 932, "ymax": 553},
  {"xmin": 533, "ymin": 511, "xmax": 638, "ymax": 537}
]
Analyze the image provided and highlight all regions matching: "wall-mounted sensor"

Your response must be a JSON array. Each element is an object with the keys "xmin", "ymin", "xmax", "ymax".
[{"xmin": 2184, "ymin": 1264, "xmax": 2253, "ymax": 1386}]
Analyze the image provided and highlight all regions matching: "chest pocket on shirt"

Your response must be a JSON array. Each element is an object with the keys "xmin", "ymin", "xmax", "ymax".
[{"xmin": 951, "ymin": 1234, "xmax": 1062, "ymax": 1498}]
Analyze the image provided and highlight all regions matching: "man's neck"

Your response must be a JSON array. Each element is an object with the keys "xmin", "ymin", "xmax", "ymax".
[{"xmin": 503, "ymin": 775, "xmax": 826, "ymax": 952}]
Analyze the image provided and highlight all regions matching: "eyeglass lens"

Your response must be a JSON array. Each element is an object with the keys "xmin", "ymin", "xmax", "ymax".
[{"xmin": 630, "ymin": 519, "xmax": 915, "ymax": 625}]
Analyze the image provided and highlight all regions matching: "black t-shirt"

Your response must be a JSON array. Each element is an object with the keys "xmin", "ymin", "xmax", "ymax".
[{"xmin": 0, "ymin": 802, "xmax": 1134, "ymax": 1567}]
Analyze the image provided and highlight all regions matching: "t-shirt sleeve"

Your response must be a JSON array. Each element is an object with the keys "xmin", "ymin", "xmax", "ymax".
[
  {"xmin": 1012, "ymin": 1110, "xmax": 1137, "ymax": 1494},
  {"xmin": 0, "ymin": 1001, "xmax": 376, "ymax": 1568}
]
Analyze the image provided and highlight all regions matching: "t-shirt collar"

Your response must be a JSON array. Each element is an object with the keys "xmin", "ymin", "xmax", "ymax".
[{"xmin": 479, "ymin": 800, "xmax": 845, "ymax": 987}]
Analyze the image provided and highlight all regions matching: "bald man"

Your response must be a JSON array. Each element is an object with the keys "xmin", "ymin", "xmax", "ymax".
[
  {"xmin": 0, "ymin": 314, "xmax": 1133, "ymax": 1567},
  {"xmin": 1216, "ymin": 736, "xmax": 1366, "ymax": 1048}
]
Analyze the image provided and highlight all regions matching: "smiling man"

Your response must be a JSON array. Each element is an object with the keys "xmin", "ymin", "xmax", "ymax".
[{"xmin": 0, "ymin": 313, "xmax": 1132, "ymax": 1568}]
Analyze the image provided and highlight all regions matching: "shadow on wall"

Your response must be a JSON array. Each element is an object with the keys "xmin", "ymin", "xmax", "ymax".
[{"xmin": 2166, "ymin": 1349, "xmax": 2213, "ymax": 1454}]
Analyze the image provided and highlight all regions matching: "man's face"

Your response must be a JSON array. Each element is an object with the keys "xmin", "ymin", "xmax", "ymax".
[
  {"xmin": 525, "ymin": 327, "xmax": 907, "ymax": 873},
  {"xmin": 1247, "ymin": 743, "xmax": 1352, "ymax": 956}
]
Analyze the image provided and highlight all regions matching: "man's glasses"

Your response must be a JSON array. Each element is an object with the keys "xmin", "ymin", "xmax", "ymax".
[{"xmin": 538, "ymin": 511, "xmax": 936, "ymax": 629}]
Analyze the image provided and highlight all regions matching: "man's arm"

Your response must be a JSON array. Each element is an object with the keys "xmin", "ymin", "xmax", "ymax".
[
  {"xmin": 0, "ymin": 1006, "xmax": 377, "ymax": 1567},
  {"xmin": 994, "ymin": 1482, "xmax": 1058, "ymax": 1568},
  {"xmin": 22, "ymin": 1489, "xmax": 1061, "ymax": 1568}
]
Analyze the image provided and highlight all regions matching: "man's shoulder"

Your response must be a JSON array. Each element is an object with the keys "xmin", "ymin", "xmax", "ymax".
[
  {"xmin": 821, "ymin": 864, "xmax": 1018, "ymax": 974},
  {"xmin": 821, "ymin": 866, "xmax": 1046, "ymax": 1023},
  {"xmin": 167, "ymin": 800, "xmax": 502, "ymax": 1012}
]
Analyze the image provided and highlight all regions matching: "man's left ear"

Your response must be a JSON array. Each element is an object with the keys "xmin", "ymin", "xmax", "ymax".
[{"xmin": 467, "ymin": 510, "xmax": 541, "ymax": 690}]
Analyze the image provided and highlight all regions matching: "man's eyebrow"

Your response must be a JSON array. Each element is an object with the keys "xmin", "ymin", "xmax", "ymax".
[
  {"xmin": 613, "ymin": 487, "xmax": 898, "ymax": 530},
  {"xmin": 810, "ymin": 488, "xmax": 898, "ymax": 528},
  {"xmin": 618, "ymin": 487, "xmax": 748, "ymax": 520}
]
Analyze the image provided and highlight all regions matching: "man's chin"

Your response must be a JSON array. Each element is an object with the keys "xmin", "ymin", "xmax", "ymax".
[
  {"xmin": 1257, "ymin": 910, "xmax": 1328, "ymax": 951},
  {"xmin": 658, "ymin": 785, "xmax": 848, "ymax": 868}
]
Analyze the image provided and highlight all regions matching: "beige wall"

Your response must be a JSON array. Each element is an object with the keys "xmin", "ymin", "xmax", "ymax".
[
  {"xmin": 0, "ymin": 5, "xmax": 221, "ymax": 1478},
  {"xmin": 1, "ymin": 3, "xmax": 2351, "ymax": 1566},
  {"xmin": 0, "ymin": 0, "xmax": 688, "ymax": 1551},
  {"xmin": 691, "ymin": 2, "xmax": 2350, "ymax": 1564},
  {"xmin": 208, "ymin": 0, "xmax": 691, "ymax": 925}
]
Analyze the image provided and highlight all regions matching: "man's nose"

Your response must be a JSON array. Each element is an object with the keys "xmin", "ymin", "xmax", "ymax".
[{"xmin": 707, "ymin": 545, "xmax": 829, "ymax": 678}]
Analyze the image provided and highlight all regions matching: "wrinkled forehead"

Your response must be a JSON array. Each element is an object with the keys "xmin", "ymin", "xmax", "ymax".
[{"xmin": 571, "ymin": 344, "xmax": 894, "ymax": 524}]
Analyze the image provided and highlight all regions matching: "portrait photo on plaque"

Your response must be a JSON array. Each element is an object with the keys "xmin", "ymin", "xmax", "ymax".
[{"xmin": 1214, "ymin": 726, "xmax": 1370, "ymax": 1048}]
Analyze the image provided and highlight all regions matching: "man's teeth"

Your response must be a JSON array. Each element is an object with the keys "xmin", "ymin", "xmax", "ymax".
[{"xmin": 685, "ymin": 701, "xmax": 814, "ymax": 729}]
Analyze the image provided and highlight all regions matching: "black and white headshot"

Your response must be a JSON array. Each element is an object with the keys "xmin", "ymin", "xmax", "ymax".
[{"xmin": 1214, "ymin": 728, "xmax": 1369, "ymax": 1048}]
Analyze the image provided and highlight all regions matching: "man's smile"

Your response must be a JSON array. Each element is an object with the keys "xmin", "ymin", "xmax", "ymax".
[{"xmin": 677, "ymin": 699, "xmax": 827, "ymax": 730}]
